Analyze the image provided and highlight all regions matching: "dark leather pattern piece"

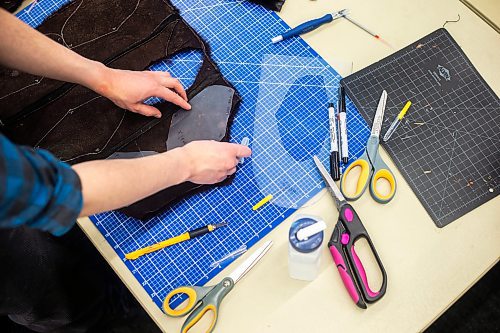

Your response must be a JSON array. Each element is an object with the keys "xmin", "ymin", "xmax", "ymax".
[
  {"xmin": 0, "ymin": 0, "xmax": 241, "ymax": 220},
  {"xmin": 247, "ymin": 0, "xmax": 286, "ymax": 12},
  {"xmin": 4, "ymin": 19, "xmax": 204, "ymax": 163},
  {"xmin": 0, "ymin": 0, "xmax": 23, "ymax": 13},
  {"xmin": 0, "ymin": 0, "xmax": 177, "ymax": 121},
  {"xmin": 120, "ymin": 85, "xmax": 239, "ymax": 220},
  {"xmin": 167, "ymin": 85, "xmax": 235, "ymax": 150}
]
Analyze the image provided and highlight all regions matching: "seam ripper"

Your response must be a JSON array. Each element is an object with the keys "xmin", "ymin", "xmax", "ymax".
[
  {"xmin": 271, "ymin": 9, "xmax": 348, "ymax": 43},
  {"xmin": 383, "ymin": 101, "xmax": 411, "ymax": 142}
]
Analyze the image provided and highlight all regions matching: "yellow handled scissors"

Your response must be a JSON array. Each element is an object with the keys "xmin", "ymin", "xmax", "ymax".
[
  {"xmin": 340, "ymin": 90, "xmax": 397, "ymax": 203},
  {"xmin": 163, "ymin": 241, "xmax": 273, "ymax": 333}
]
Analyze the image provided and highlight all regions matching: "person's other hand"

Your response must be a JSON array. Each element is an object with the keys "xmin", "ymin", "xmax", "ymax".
[
  {"xmin": 180, "ymin": 141, "xmax": 252, "ymax": 184},
  {"xmin": 95, "ymin": 67, "xmax": 191, "ymax": 118}
]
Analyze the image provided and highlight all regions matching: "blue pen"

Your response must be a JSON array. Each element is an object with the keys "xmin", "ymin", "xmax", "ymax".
[{"xmin": 271, "ymin": 9, "xmax": 348, "ymax": 43}]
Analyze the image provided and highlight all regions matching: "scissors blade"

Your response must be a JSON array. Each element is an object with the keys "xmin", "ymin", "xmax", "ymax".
[
  {"xmin": 313, "ymin": 156, "xmax": 347, "ymax": 210},
  {"xmin": 371, "ymin": 90, "xmax": 387, "ymax": 137},
  {"xmin": 227, "ymin": 240, "xmax": 273, "ymax": 284}
]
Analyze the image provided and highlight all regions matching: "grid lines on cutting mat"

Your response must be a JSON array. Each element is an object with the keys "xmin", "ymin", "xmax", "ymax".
[
  {"xmin": 17, "ymin": 0, "xmax": 371, "ymax": 309},
  {"xmin": 342, "ymin": 28, "xmax": 499, "ymax": 227}
]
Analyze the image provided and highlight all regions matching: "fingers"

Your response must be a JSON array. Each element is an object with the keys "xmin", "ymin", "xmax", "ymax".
[
  {"xmin": 224, "ymin": 145, "xmax": 247, "ymax": 177},
  {"xmin": 150, "ymin": 70, "xmax": 171, "ymax": 78},
  {"xmin": 150, "ymin": 71, "xmax": 190, "ymax": 109},
  {"xmin": 217, "ymin": 175, "xmax": 228, "ymax": 183},
  {"xmin": 154, "ymin": 73, "xmax": 187, "ymax": 101},
  {"xmin": 163, "ymin": 78, "xmax": 188, "ymax": 102},
  {"xmin": 132, "ymin": 104, "xmax": 162, "ymax": 118},
  {"xmin": 227, "ymin": 167, "xmax": 237, "ymax": 175},
  {"xmin": 155, "ymin": 87, "xmax": 191, "ymax": 110},
  {"xmin": 231, "ymin": 143, "xmax": 252, "ymax": 158},
  {"xmin": 217, "ymin": 166, "xmax": 236, "ymax": 183}
]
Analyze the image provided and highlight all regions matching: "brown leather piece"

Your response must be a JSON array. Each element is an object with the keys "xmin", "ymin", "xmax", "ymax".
[
  {"xmin": 4, "ymin": 19, "xmax": 207, "ymax": 163},
  {"xmin": 0, "ymin": 0, "xmax": 241, "ymax": 220},
  {"xmin": 0, "ymin": 0, "xmax": 177, "ymax": 121},
  {"xmin": 0, "ymin": 0, "xmax": 23, "ymax": 13}
]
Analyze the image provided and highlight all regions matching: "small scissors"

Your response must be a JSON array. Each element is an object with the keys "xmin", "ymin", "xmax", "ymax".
[
  {"xmin": 314, "ymin": 156, "xmax": 387, "ymax": 308},
  {"xmin": 163, "ymin": 241, "xmax": 273, "ymax": 333},
  {"xmin": 340, "ymin": 90, "xmax": 397, "ymax": 203}
]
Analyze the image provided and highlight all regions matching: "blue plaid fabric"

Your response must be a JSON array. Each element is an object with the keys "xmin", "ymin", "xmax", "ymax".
[{"xmin": 0, "ymin": 133, "xmax": 82, "ymax": 236}]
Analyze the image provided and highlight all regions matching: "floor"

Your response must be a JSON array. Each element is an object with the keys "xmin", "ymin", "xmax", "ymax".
[{"xmin": 425, "ymin": 261, "xmax": 500, "ymax": 333}]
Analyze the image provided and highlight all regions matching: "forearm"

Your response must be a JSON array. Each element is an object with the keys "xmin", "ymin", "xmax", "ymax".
[
  {"xmin": 0, "ymin": 8, "xmax": 105, "ymax": 90},
  {"xmin": 73, "ymin": 149, "xmax": 190, "ymax": 217}
]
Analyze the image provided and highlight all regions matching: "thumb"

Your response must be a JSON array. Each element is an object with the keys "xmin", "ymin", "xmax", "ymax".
[{"xmin": 232, "ymin": 143, "xmax": 252, "ymax": 158}]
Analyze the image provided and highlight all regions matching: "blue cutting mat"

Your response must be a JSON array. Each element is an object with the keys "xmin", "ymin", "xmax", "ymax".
[{"xmin": 17, "ymin": 0, "xmax": 370, "ymax": 310}]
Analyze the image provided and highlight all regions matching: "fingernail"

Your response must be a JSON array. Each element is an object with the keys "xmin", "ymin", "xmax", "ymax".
[{"xmin": 155, "ymin": 114, "xmax": 162, "ymax": 118}]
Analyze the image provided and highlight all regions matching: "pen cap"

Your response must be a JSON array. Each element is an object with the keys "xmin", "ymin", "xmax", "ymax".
[
  {"xmin": 398, "ymin": 101, "xmax": 412, "ymax": 119},
  {"xmin": 338, "ymin": 86, "xmax": 346, "ymax": 111},
  {"xmin": 330, "ymin": 151, "xmax": 341, "ymax": 181}
]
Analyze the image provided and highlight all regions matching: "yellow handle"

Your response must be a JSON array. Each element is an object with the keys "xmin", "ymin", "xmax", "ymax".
[
  {"xmin": 371, "ymin": 168, "xmax": 396, "ymax": 203},
  {"xmin": 163, "ymin": 286, "xmax": 198, "ymax": 317},
  {"xmin": 397, "ymin": 101, "xmax": 412, "ymax": 120},
  {"xmin": 125, "ymin": 232, "xmax": 190, "ymax": 260},
  {"xmin": 340, "ymin": 158, "xmax": 371, "ymax": 200},
  {"xmin": 181, "ymin": 304, "xmax": 217, "ymax": 333}
]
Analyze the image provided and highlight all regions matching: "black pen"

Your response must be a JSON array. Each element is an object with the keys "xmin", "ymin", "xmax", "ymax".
[
  {"xmin": 328, "ymin": 103, "xmax": 340, "ymax": 180},
  {"xmin": 338, "ymin": 86, "xmax": 349, "ymax": 164}
]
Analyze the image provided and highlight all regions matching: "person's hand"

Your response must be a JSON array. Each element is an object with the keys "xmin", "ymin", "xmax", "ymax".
[
  {"xmin": 180, "ymin": 141, "xmax": 252, "ymax": 184},
  {"xmin": 94, "ymin": 66, "xmax": 191, "ymax": 118}
]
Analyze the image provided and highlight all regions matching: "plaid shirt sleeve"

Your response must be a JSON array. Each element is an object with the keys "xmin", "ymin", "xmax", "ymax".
[{"xmin": 0, "ymin": 133, "xmax": 83, "ymax": 236}]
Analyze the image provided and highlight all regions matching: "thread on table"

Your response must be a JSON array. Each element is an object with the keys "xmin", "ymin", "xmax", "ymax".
[{"xmin": 443, "ymin": 14, "xmax": 461, "ymax": 28}]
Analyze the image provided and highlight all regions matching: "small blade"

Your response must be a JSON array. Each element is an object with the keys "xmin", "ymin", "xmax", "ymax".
[
  {"xmin": 228, "ymin": 240, "xmax": 273, "ymax": 284},
  {"xmin": 334, "ymin": 9, "xmax": 349, "ymax": 19},
  {"xmin": 213, "ymin": 221, "xmax": 229, "ymax": 229},
  {"xmin": 371, "ymin": 90, "xmax": 387, "ymax": 137},
  {"xmin": 313, "ymin": 156, "xmax": 346, "ymax": 211}
]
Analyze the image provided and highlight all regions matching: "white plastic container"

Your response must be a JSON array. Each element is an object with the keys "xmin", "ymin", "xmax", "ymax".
[{"xmin": 288, "ymin": 215, "xmax": 325, "ymax": 281}]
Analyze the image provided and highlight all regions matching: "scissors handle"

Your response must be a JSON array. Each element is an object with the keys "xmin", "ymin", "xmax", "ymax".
[
  {"xmin": 341, "ymin": 135, "xmax": 397, "ymax": 203},
  {"xmin": 341, "ymin": 204, "xmax": 387, "ymax": 303},
  {"xmin": 340, "ymin": 150, "xmax": 371, "ymax": 201},
  {"xmin": 369, "ymin": 156, "xmax": 397, "ymax": 204},
  {"xmin": 328, "ymin": 204, "xmax": 387, "ymax": 307},
  {"xmin": 163, "ymin": 278, "xmax": 234, "ymax": 333},
  {"xmin": 329, "ymin": 237, "xmax": 367, "ymax": 309},
  {"xmin": 164, "ymin": 285, "xmax": 208, "ymax": 317}
]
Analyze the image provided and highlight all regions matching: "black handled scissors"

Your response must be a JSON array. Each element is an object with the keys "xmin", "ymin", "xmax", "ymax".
[{"xmin": 314, "ymin": 156, "xmax": 387, "ymax": 308}]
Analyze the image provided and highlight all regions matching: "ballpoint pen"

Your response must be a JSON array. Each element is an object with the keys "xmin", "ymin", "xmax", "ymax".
[
  {"xmin": 338, "ymin": 86, "xmax": 349, "ymax": 164},
  {"xmin": 271, "ymin": 9, "xmax": 348, "ymax": 43},
  {"xmin": 328, "ymin": 102, "xmax": 341, "ymax": 180},
  {"xmin": 383, "ymin": 101, "xmax": 411, "ymax": 142}
]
